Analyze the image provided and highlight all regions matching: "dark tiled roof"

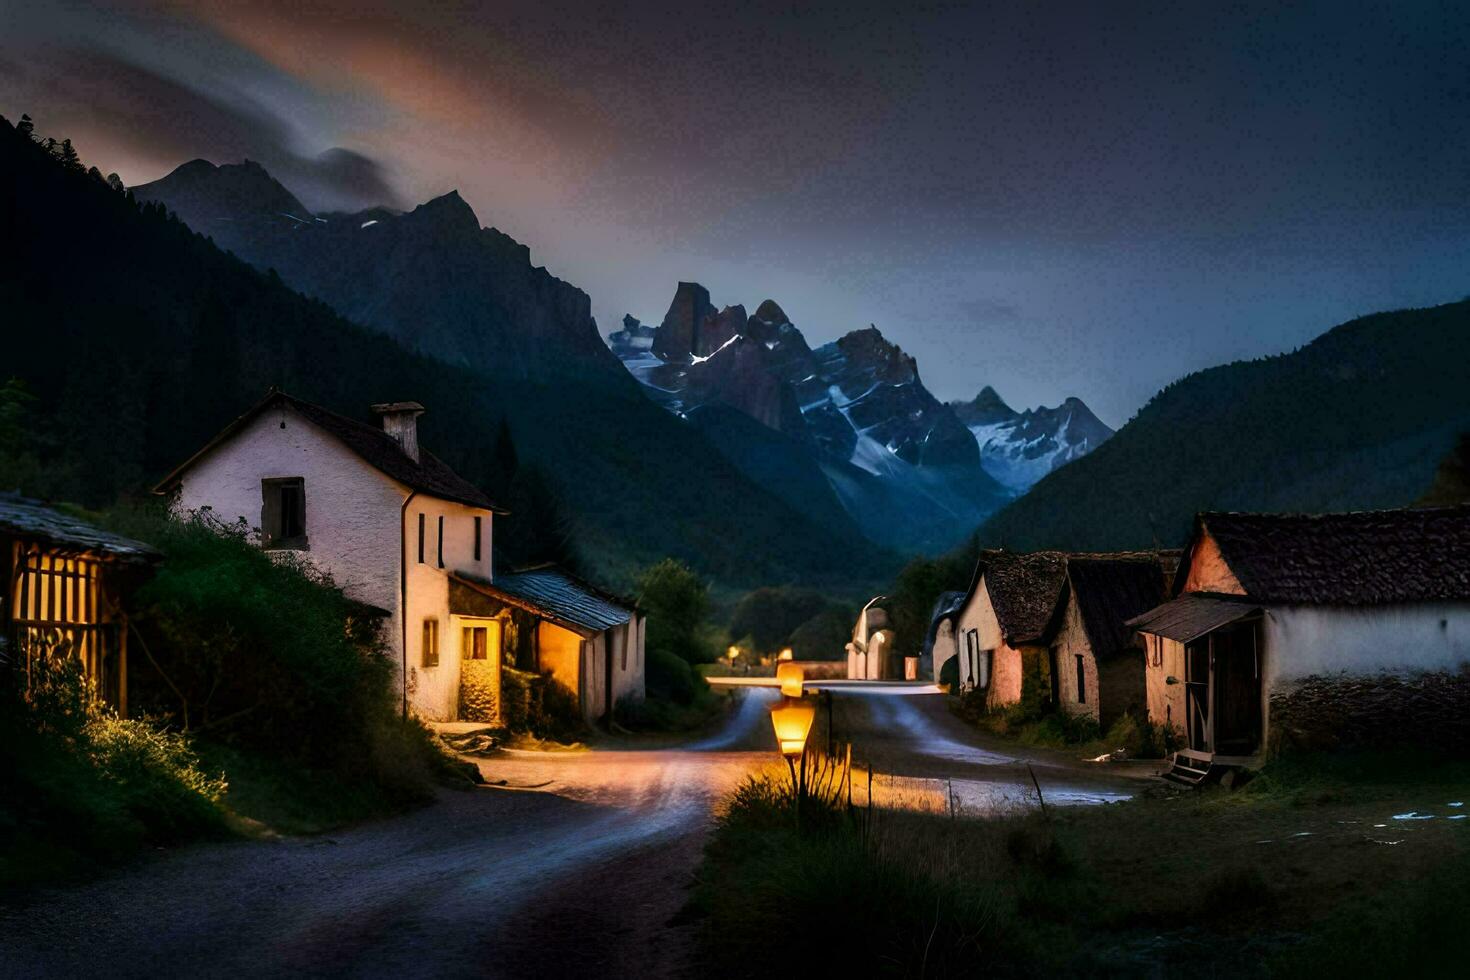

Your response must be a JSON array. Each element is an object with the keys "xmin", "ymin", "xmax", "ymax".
[
  {"xmin": 0, "ymin": 493, "xmax": 161, "ymax": 563},
  {"xmin": 1062, "ymin": 558, "xmax": 1168, "ymax": 656},
  {"xmin": 1127, "ymin": 593, "xmax": 1261, "ymax": 643},
  {"xmin": 1197, "ymin": 508, "xmax": 1470, "ymax": 605},
  {"xmin": 454, "ymin": 566, "xmax": 633, "ymax": 635},
  {"xmin": 922, "ymin": 590, "xmax": 966, "ymax": 658},
  {"xmin": 154, "ymin": 390, "xmax": 504, "ymax": 512},
  {"xmin": 975, "ymin": 550, "xmax": 1070, "ymax": 645}
]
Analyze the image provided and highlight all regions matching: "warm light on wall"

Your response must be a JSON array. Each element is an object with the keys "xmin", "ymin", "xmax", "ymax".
[
  {"xmin": 776, "ymin": 661, "xmax": 805, "ymax": 697},
  {"xmin": 769, "ymin": 698, "xmax": 816, "ymax": 757},
  {"xmin": 778, "ymin": 647, "xmax": 794, "ymax": 661}
]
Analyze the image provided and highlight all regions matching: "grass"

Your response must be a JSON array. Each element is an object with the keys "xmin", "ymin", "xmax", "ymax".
[
  {"xmin": 692, "ymin": 747, "xmax": 1470, "ymax": 977},
  {"xmin": 956, "ymin": 691, "xmax": 1178, "ymax": 759}
]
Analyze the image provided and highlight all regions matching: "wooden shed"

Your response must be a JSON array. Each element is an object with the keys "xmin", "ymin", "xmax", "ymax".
[{"xmin": 1, "ymin": 493, "xmax": 160, "ymax": 715}]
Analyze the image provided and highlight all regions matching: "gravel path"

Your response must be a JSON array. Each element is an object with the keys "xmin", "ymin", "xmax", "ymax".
[{"xmin": 0, "ymin": 684, "xmax": 1148, "ymax": 978}]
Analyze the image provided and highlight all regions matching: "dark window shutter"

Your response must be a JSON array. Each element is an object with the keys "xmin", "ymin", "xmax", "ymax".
[
  {"xmin": 437, "ymin": 516, "xmax": 444, "ymax": 568},
  {"xmin": 473, "ymin": 516, "xmax": 482, "ymax": 561},
  {"xmin": 417, "ymin": 513, "xmax": 425, "ymax": 564}
]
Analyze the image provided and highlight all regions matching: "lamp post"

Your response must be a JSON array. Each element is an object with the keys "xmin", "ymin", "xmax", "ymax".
[
  {"xmin": 769, "ymin": 696, "xmax": 816, "ymax": 824},
  {"xmin": 776, "ymin": 661, "xmax": 805, "ymax": 698}
]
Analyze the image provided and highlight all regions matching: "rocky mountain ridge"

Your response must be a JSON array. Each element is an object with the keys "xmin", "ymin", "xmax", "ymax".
[{"xmin": 133, "ymin": 159, "xmax": 623, "ymax": 381}]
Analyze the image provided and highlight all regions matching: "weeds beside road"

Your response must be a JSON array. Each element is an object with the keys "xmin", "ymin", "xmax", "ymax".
[{"xmin": 692, "ymin": 747, "xmax": 1470, "ymax": 977}]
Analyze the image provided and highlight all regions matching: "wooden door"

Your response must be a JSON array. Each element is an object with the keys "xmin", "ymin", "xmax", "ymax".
[{"xmin": 1211, "ymin": 623, "xmax": 1262, "ymax": 756}]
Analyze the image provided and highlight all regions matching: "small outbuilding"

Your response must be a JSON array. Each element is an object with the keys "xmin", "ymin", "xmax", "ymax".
[
  {"xmin": 1035, "ymin": 556, "xmax": 1169, "ymax": 730},
  {"xmin": 1129, "ymin": 508, "xmax": 1470, "ymax": 780},
  {"xmin": 1, "ymin": 493, "xmax": 161, "ymax": 715}
]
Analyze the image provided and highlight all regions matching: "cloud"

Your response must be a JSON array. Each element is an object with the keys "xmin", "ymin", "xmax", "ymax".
[{"xmin": 2, "ymin": 45, "xmax": 401, "ymax": 212}]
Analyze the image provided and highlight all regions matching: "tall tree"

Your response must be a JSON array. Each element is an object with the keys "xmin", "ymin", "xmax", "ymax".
[{"xmin": 15, "ymin": 114, "xmax": 33, "ymax": 140}]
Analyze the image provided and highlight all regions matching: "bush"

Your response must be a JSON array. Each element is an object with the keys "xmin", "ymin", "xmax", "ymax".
[
  {"xmin": 646, "ymin": 647, "xmax": 703, "ymax": 705},
  {"xmin": 1101, "ymin": 712, "xmax": 1178, "ymax": 759},
  {"xmin": 0, "ymin": 653, "xmax": 227, "ymax": 886},
  {"xmin": 104, "ymin": 508, "xmax": 448, "ymax": 803},
  {"xmin": 499, "ymin": 667, "xmax": 586, "ymax": 741}
]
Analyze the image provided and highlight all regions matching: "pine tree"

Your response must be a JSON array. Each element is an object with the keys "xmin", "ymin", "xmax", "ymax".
[
  {"xmin": 106, "ymin": 172, "xmax": 125, "ymax": 193},
  {"xmin": 58, "ymin": 138, "xmax": 82, "ymax": 171},
  {"xmin": 16, "ymin": 114, "xmax": 34, "ymax": 140}
]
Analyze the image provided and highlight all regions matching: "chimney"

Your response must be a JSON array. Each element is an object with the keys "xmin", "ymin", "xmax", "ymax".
[{"xmin": 371, "ymin": 401, "xmax": 426, "ymax": 463}]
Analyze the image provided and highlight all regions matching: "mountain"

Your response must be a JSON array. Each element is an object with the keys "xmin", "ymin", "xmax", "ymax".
[
  {"xmin": 950, "ymin": 386, "xmax": 1114, "ymax": 491},
  {"xmin": 979, "ymin": 302, "xmax": 1470, "ymax": 552},
  {"xmin": 132, "ymin": 160, "xmax": 623, "ymax": 380},
  {"xmin": 0, "ymin": 117, "xmax": 893, "ymax": 592},
  {"xmin": 609, "ymin": 284, "xmax": 1012, "ymax": 551}
]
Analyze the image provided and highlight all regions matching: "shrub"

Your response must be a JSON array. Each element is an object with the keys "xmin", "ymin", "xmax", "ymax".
[
  {"xmin": 499, "ymin": 667, "xmax": 586, "ymax": 741},
  {"xmin": 0, "ymin": 653, "xmax": 227, "ymax": 886},
  {"xmin": 646, "ymin": 647, "xmax": 703, "ymax": 705}
]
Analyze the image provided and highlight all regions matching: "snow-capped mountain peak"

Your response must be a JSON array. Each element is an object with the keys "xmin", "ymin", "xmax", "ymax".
[{"xmin": 950, "ymin": 388, "xmax": 1113, "ymax": 492}]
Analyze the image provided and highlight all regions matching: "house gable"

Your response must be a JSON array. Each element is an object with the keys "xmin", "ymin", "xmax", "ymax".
[{"xmin": 1181, "ymin": 528, "xmax": 1246, "ymax": 596}]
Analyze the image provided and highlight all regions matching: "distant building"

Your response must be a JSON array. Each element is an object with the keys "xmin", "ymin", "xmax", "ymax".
[
  {"xmin": 154, "ymin": 390, "xmax": 643, "ymax": 724},
  {"xmin": 923, "ymin": 590, "xmax": 966, "ymax": 686},
  {"xmin": 2, "ymin": 493, "xmax": 161, "ymax": 715},
  {"xmin": 846, "ymin": 597, "xmax": 896, "ymax": 679},
  {"xmin": 1129, "ymin": 508, "xmax": 1470, "ymax": 781}
]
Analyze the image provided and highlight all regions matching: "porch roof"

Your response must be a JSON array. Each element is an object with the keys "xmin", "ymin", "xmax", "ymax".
[
  {"xmin": 0, "ymin": 493, "xmax": 161, "ymax": 564},
  {"xmin": 451, "ymin": 567, "xmax": 633, "ymax": 637},
  {"xmin": 1126, "ymin": 593, "xmax": 1260, "ymax": 644}
]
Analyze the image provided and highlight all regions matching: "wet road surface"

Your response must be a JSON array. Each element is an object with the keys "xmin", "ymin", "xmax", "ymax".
[{"xmin": 0, "ymin": 684, "xmax": 1153, "ymax": 979}]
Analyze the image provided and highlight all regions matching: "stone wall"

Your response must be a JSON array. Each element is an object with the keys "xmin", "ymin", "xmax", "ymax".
[{"xmin": 1267, "ymin": 668, "xmax": 1470, "ymax": 754}]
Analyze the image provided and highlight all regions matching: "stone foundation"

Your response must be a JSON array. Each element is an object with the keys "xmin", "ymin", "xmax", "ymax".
[{"xmin": 1268, "ymin": 669, "xmax": 1470, "ymax": 754}]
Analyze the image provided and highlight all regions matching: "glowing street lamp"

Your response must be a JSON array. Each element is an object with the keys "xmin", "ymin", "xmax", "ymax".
[
  {"xmin": 776, "ymin": 661, "xmax": 805, "ymax": 698},
  {"xmin": 770, "ymin": 697, "xmax": 815, "ymax": 758}
]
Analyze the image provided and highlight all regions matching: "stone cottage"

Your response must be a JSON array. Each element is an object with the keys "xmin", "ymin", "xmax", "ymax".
[
  {"xmin": 1129, "ymin": 508, "xmax": 1470, "ymax": 781},
  {"xmin": 1034, "ymin": 556, "xmax": 1169, "ymax": 730},
  {"xmin": 154, "ymin": 390, "xmax": 644, "ymax": 723},
  {"xmin": 949, "ymin": 550, "xmax": 1069, "ymax": 707},
  {"xmin": 923, "ymin": 590, "xmax": 966, "ymax": 686}
]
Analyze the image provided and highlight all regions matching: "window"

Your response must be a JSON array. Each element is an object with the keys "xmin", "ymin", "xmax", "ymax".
[
  {"xmin": 417, "ymin": 513, "xmax": 425, "ymax": 564},
  {"xmin": 260, "ymin": 478, "xmax": 306, "ymax": 549},
  {"xmin": 965, "ymin": 629, "xmax": 980, "ymax": 686},
  {"xmin": 422, "ymin": 618, "xmax": 439, "ymax": 667},
  {"xmin": 460, "ymin": 621, "xmax": 502, "ymax": 664},
  {"xmin": 977, "ymin": 649, "xmax": 993, "ymax": 690},
  {"xmin": 621, "ymin": 626, "xmax": 628, "ymax": 671},
  {"xmin": 437, "ymin": 515, "xmax": 444, "ymax": 568},
  {"xmin": 473, "ymin": 516, "xmax": 483, "ymax": 561},
  {"xmin": 1075, "ymin": 654, "xmax": 1086, "ymax": 704}
]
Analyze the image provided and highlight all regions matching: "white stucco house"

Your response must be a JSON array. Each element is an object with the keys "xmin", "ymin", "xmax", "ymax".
[
  {"xmin": 153, "ymin": 390, "xmax": 644, "ymax": 724},
  {"xmin": 1129, "ymin": 508, "xmax": 1470, "ymax": 782}
]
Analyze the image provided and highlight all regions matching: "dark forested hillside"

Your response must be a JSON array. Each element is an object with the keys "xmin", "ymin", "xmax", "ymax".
[
  {"xmin": 0, "ymin": 118, "xmax": 891, "ymax": 590},
  {"xmin": 979, "ymin": 302, "xmax": 1470, "ymax": 551}
]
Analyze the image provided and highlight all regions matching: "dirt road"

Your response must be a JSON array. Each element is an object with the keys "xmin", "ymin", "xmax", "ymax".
[{"xmin": 0, "ymin": 684, "xmax": 1151, "ymax": 979}]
